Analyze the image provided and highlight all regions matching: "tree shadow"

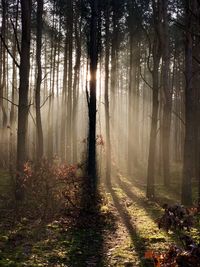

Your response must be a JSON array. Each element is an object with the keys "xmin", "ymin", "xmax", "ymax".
[
  {"xmin": 63, "ymin": 178, "xmax": 116, "ymax": 267},
  {"xmin": 116, "ymin": 174, "xmax": 163, "ymax": 218},
  {"xmin": 114, "ymin": 175, "xmax": 183, "ymax": 246},
  {"xmin": 105, "ymin": 182, "xmax": 148, "ymax": 265},
  {"xmin": 125, "ymin": 174, "xmax": 181, "ymax": 205},
  {"xmin": 63, "ymin": 219, "xmax": 105, "ymax": 266}
]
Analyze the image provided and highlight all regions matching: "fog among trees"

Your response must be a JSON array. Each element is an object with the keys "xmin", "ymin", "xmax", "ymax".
[{"xmin": 0, "ymin": 1, "xmax": 200, "ymax": 266}]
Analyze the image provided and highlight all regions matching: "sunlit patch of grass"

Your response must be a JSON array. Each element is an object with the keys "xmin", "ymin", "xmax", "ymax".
[
  {"xmin": 107, "ymin": 233, "xmax": 141, "ymax": 267},
  {"xmin": 113, "ymin": 182, "xmax": 181, "ymax": 253}
]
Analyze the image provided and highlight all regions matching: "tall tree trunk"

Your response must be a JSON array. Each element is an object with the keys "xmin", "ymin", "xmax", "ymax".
[
  {"xmin": 87, "ymin": 0, "xmax": 98, "ymax": 187},
  {"xmin": 9, "ymin": 0, "xmax": 19, "ymax": 172},
  {"xmin": 47, "ymin": 4, "xmax": 56, "ymax": 160},
  {"xmin": 0, "ymin": 0, "xmax": 8, "ymax": 166},
  {"xmin": 0, "ymin": 0, "xmax": 8, "ymax": 129},
  {"xmin": 104, "ymin": 2, "xmax": 111, "ymax": 186},
  {"xmin": 16, "ymin": 0, "xmax": 32, "ymax": 200},
  {"xmin": 161, "ymin": 0, "xmax": 172, "ymax": 187},
  {"xmin": 60, "ymin": 34, "xmax": 68, "ymax": 161},
  {"xmin": 35, "ymin": 0, "xmax": 44, "ymax": 160},
  {"xmin": 127, "ymin": 32, "xmax": 136, "ymax": 174},
  {"xmin": 146, "ymin": 0, "xmax": 162, "ymax": 198},
  {"xmin": 66, "ymin": 0, "xmax": 73, "ymax": 163},
  {"xmin": 182, "ymin": 0, "xmax": 193, "ymax": 205},
  {"xmin": 72, "ymin": 16, "xmax": 81, "ymax": 163}
]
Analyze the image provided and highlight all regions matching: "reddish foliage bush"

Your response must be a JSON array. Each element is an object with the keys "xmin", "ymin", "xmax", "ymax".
[
  {"xmin": 145, "ymin": 203, "xmax": 200, "ymax": 266},
  {"xmin": 21, "ymin": 159, "xmax": 85, "ymax": 218},
  {"xmin": 145, "ymin": 236, "xmax": 200, "ymax": 267},
  {"xmin": 157, "ymin": 204, "xmax": 198, "ymax": 232}
]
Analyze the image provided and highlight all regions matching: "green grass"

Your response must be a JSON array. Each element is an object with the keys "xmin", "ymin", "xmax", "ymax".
[{"xmin": 0, "ymin": 166, "xmax": 200, "ymax": 267}]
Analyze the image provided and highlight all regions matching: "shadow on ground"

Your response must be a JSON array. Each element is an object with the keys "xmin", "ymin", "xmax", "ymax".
[{"xmin": 105, "ymin": 181, "xmax": 150, "ymax": 267}]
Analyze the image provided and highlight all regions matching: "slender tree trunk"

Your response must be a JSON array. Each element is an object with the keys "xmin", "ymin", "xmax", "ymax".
[
  {"xmin": 161, "ymin": 0, "xmax": 172, "ymax": 187},
  {"xmin": 60, "ymin": 34, "xmax": 68, "ymax": 161},
  {"xmin": 146, "ymin": 0, "xmax": 162, "ymax": 198},
  {"xmin": 127, "ymin": 32, "xmax": 136, "ymax": 174},
  {"xmin": 72, "ymin": 16, "xmax": 81, "ymax": 163},
  {"xmin": 47, "ymin": 5, "xmax": 56, "ymax": 160},
  {"xmin": 0, "ymin": 0, "xmax": 8, "ymax": 166},
  {"xmin": 0, "ymin": 0, "xmax": 8, "ymax": 129},
  {"xmin": 104, "ymin": 3, "xmax": 111, "ymax": 186},
  {"xmin": 9, "ymin": 0, "xmax": 19, "ymax": 172},
  {"xmin": 35, "ymin": 0, "xmax": 44, "ymax": 160},
  {"xmin": 55, "ymin": 14, "xmax": 61, "ymax": 156},
  {"xmin": 66, "ymin": 0, "xmax": 73, "ymax": 163}
]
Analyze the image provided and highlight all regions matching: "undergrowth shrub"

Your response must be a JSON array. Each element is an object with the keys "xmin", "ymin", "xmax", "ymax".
[
  {"xmin": 145, "ymin": 203, "xmax": 200, "ymax": 266},
  {"xmin": 145, "ymin": 238, "xmax": 200, "ymax": 267},
  {"xmin": 19, "ymin": 159, "xmax": 86, "ymax": 219},
  {"xmin": 157, "ymin": 204, "xmax": 197, "ymax": 232}
]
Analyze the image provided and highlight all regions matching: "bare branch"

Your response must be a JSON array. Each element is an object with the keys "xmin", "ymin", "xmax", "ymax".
[
  {"xmin": 140, "ymin": 67, "xmax": 153, "ymax": 89},
  {"xmin": 0, "ymin": 96, "xmax": 18, "ymax": 107},
  {"xmin": 0, "ymin": 34, "xmax": 20, "ymax": 68},
  {"xmin": 193, "ymin": 55, "xmax": 200, "ymax": 65},
  {"xmin": 41, "ymin": 72, "xmax": 50, "ymax": 82},
  {"xmin": 10, "ymin": 18, "xmax": 21, "ymax": 56},
  {"xmin": 40, "ymin": 94, "xmax": 52, "ymax": 108},
  {"xmin": 140, "ymin": 26, "xmax": 153, "ymax": 74},
  {"xmin": 172, "ymin": 110, "xmax": 185, "ymax": 125},
  {"xmin": 28, "ymin": 110, "xmax": 36, "ymax": 126}
]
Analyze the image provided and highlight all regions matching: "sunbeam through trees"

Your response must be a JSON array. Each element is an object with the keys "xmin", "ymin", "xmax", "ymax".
[{"xmin": 0, "ymin": 0, "xmax": 200, "ymax": 266}]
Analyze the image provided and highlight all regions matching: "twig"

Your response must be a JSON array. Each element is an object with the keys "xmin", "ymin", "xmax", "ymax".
[
  {"xmin": 40, "ymin": 94, "xmax": 52, "ymax": 108},
  {"xmin": 28, "ymin": 110, "xmax": 36, "ymax": 126}
]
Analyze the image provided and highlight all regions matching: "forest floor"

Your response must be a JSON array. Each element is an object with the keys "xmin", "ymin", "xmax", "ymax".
[{"xmin": 0, "ymin": 169, "xmax": 200, "ymax": 267}]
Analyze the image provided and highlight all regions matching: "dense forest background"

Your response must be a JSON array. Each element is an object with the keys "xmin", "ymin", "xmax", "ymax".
[{"xmin": 0, "ymin": 0, "xmax": 200, "ymax": 266}]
